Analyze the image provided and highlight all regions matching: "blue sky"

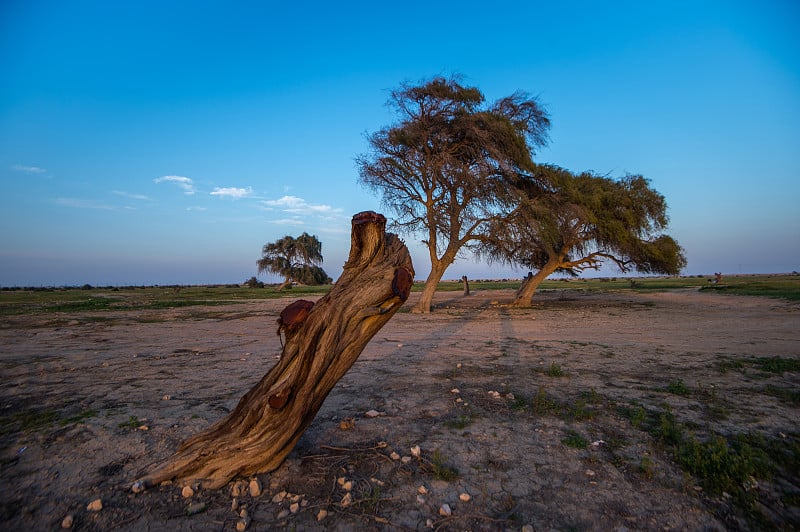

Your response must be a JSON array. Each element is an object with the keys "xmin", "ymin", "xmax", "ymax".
[{"xmin": 1, "ymin": 0, "xmax": 798, "ymax": 286}]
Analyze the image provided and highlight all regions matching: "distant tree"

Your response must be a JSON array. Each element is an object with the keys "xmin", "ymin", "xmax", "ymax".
[
  {"xmin": 257, "ymin": 233, "xmax": 327, "ymax": 290},
  {"xmin": 244, "ymin": 276, "xmax": 264, "ymax": 288},
  {"xmin": 357, "ymin": 76, "xmax": 550, "ymax": 313},
  {"xmin": 482, "ymin": 165, "xmax": 686, "ymax": 307}
]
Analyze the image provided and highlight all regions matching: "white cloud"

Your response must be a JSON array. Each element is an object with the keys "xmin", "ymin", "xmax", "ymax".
[
  {"xmin": 12, "ymin": 164, "xmax": 47, "ymax": 174},
  {"xmin": 113, "ymin": 190, "xmax": 151, "ymax": 201},
  {"xmin": 210, "ymin": 186, "xmax": 253, "ymax": 199},
  {"xmin": 261, "ymin": 195, "xmax": 342, "ymax": 215},
  {"xmin": 272, "ymin": 218, "xmax": 305, "ymax": 226},
  {"xmin": 186, "ymin": 206, "xmax": 207, "ymax": 211},
  {"xmin": 153, "ymin": 175, "xmax": 195, "ymax": 195}
]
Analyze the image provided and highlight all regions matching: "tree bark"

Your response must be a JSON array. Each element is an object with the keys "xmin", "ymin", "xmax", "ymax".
[
  {"xmin": 414, "ymin": 261, "xmax": 448, "ymax": 313},
  {"xmin": 133, "ymin": 212, "xmax": 414, "ymax": 490}
]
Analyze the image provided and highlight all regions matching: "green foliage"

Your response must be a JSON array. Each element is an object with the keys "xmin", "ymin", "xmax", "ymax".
[
  {"xmin": 546, "ymin": 362, "xmax": 565, "ymax": 377},
  {"xmin": 666, "ymin": 378, "xmax": 690, "ymax": 396},
  {"xmin": 428, "ymin": 450, "xmax": 459, "ymax": 481},
  {"xmin": 118, "ymin": 415, "xmax": 142, "ymax": 429},
  {"xmin": 257, "ymin": 232, "xmax": 326, "ymax": 288},
  {"xmin": 562, "ymin": 429, "xmax": 588, "ymax": 449}
]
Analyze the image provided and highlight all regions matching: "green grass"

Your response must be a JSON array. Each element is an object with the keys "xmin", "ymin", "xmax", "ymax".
[
  {"xmin": 561, "ymin": 429, "xmax": 588, "ymax": 449},
  {"xmin": 666, "ymin": 378, "xmax": 690, "ymax": 396},
  {"xmin": 716, "ymin": 355, "xmax": 800, "ymax": 376},
  {"xmin": 545, "ymin": 362, "xmax": 565, "ymax": 377},
  {"xmin": 443, "ymin": 413, "xmax": 473, "ymax": 430},
  {"xmin": 118, "ymin": 415, "xmax": 142, "ymax": 429},
  {"xmin": 428, "ymin": 450, "xmax": 459, "ymax": 481}
]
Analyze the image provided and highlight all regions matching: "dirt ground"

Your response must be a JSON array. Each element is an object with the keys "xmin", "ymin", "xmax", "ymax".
[{"xmin": 1, "ymin": 288, "xmax": 798, "ymax": 530}]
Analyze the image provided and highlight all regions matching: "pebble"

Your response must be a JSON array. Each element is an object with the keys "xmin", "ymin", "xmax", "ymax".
[
  {"xmin": 277, "ymin": 509, "xmax": 290, "ymax": 519},
  {"xmin": 450, "ymin": 388, "xmax": 460, "ymax": 394},
  {"xmin": 459, "ymin": 492, "xmax": 471, "ymax": 502},
  {"xmin": 272, "ymin": 490, "xmax": 286, "ymax": 503},
  {"xmin": 417, "ymin": 485, "xmax": 428, "ymax": 494},
  {"xmin": 239, "ymin": 508, "xmax": 248, "ymax": 519},
  {"xmin": 522, "ymin": 526, "xmax": 534, "ymax": 532},
  {"xmin": 390, "ymin": 452, "xmax": 400, "ymax": 460},
  {"xmin": 364, "ymin": 409, "xmax": 383, "ymax": 418},
  {"xmin": 249, "ymin": 478, "xmax": 262, "ymax": 497},
  {"xmin": 86, "ymin": 499, "xmax": 103, "ymax": 512},
  {"xmin": 231, "ymin": 498, "xmax": 238, "ymax": 511},
  {"xmin": 317, "ymin": 509, "xmax": 328, "ymax": 521},
  {"xmin": 401, "ymin": 456, "xmax": 412, "ymax": 464},
  {"xmin": 439, "ymin": 503, "xmax": 452, "ymax": 517},
  {"xmin": 342, "ymin": 480, "xmax": 353, "ymax": 491},
  {"xmin": 410, "ymin": 445, "xmax": 421, "ymax": 457},
  {"xmin": 61, "ymin": 514, "xmax": 74, "ymax": 528},
  {"xmin": 162, "ymin": 394, "xmax": 171, "ymax": 400},
  {"xmin": 456, "ymin": 363, "xmax": 462, "ymax": 369},
  {"xmin": 236, "ymin": 516, "xmax": 251, "ymax": 531},
  {"xmin": 186, "ymin": 502, "xmax": 206, "ymax": 515},
  {"xmin": 182, "ymin": 485, "xmax": 194, "ymax": 498},
  {"xmin": 131, "ymin": 481, "xmax": 145, "ymax": 493},
  {"xmin": 340, "ymin": 492, "xmax": 353, "ymax": 507},
  {"xmin": 426, "ymin": 518, "xmax": 435, "ymax": 528},
  {"xmin": 289, "ymin": 502, "xmax": 300, "ymax": 513}
]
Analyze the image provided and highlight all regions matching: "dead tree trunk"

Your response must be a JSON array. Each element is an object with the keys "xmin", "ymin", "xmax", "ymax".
[
  {"xmin": 461, "ymin": 275, "xmax": 470, "ymax": 296},
  {"xmin": 134, "ymin": 212, "xmax": 413, "ymax": 490}
]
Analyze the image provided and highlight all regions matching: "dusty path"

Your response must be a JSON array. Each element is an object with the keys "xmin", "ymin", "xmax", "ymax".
[{"xmin": 1, "ymin": 289, "xmax": 798, "ymax": 530}]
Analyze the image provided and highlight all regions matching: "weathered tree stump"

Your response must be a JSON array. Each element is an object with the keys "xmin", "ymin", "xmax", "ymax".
[
  {"xmin": 133, "ymin": 211, "xmax": 413, "ymax": 490},
  {"xmin": 461, "ymin": 275, "xmax": 470, "ymax": 296}
]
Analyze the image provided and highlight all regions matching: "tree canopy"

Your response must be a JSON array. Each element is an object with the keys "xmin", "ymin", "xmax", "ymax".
[
  {"xmin": 257, "ymin": 233, "xmax": 328, "ymax": 290},
  {"xmin": 482, "ymin": 164, "xmax": 687, "ymax": 306},
  {"xmin": 357, "ymin": 76, "xmax": 550, "ymax": 312}
]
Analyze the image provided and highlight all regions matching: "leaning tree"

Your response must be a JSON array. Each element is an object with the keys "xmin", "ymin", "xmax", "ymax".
[
  {"xmin": 134, "ymin": 212, "xmax": 413, "ymax": 490},
  {"xmin": 482, "ymin": 164, "xmax": 686, "ymax": 307},
  {"xmin": 357, "ymin": 76, "xmax": 550, "ymax": 313},
  {"xmin": 257, "ymin": 232, "xmax": 327, "ymax": 290}
]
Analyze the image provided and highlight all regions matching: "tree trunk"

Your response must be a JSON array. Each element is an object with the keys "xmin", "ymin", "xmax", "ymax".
[
  {"xmin": 133, "ymin": 212, "xmax": 413, "ymax": 490},
  {"xmin": 414, "ymin": 260, "xmax": 448, "ymax": 313},
  {"xmin": 461, "ymin": 275, "xmax": 470, "ymax": 296},
  {"xmin": 510, "ymin": 262, "xmax": 559, "ymax": 307}
]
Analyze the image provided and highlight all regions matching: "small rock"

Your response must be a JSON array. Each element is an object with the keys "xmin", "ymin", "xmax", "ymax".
[
  {"xmin": 317, "ymin": 509, "xmax": 328, "ymax": 521},
  {"xmin": 585, "ymin": 469, "xmax": 596, "ymax": 477},
  {"xmin": 340, "ymin": 492, "xmax": 353, "ymax": 507},
  {"xmin": 342, "ymin": 481, "xmax": 353, "ymax": 491},
  {"xmin": 417, "ymin": 485, "xmax": 428, "ymax": 494},
  {"xmin": 186, "ymin": 502, "xmax": 206, "ymax": 515},
  {"xmin": 522, "ymin": 526, "xmax": 534, "ymax": 532},
  {"xmin": 337, "ymin": 477, "xmax": 346, "ymax": 486},
  {"xmin": 272, "ymin": 490, "xmax": 286, "ymax": 503},
  {"xmin": 249, "ymin": 478, "xmax": 262, "ymax": 497},
  {"xmin": 236, "ymin": 516, "xmax": 251, "ymax": 531},
  {"xmin": 239, "ymin": 508, "xmax": 249, "ymax": 519},
  {"xmin": 162, "ymin": 394, "xmax": 171, "ymax": 400},
  {"xmin": 86, "ymin": 499, "xmax": 103, "ymax": 512},
  {"xmin": 506, "ymin": 392, "xmax": 515, "ymax": 400},
  {"xmin": 277, "ymin": 509, "xmax": 290, "ymax": 519},
  {"xmin": 401, "ymin": 456, "xmax": 412, "ymax": 464},
  {"xmin": 450, "ymin": 388, "xmax": 460, "ymax": 394},
  {"xmin": 137, "ymin": 425, "xmax": 149, "ymax": 431},
  {"xmin": 426, "ymin": 518, "xmax": 435, "ymax": 528},
  {"xmin": 289, "ymin": 502, "xmax": 300, "ymax": 513},
  {"xmin": 390, "ymin": 451, "xmax": 400, "ymax": 460},
  {"xmin": 397, "ymin": 343, "xmax": 403, "ymax": 347},
  {"xmin": 231, "ymin": 498, "xmax": 239, "ymax": 511},
  {"xmin": 439, "ymin": 503, "xmax": 452, "ymax": 517},
  {"xmin": 488, "ymin": 390, "xmax": 501, "ymax": 398},
  {"xmin": 410, "ymin": 445, "xmax": 421, "ymax": 457},
  {"xmin": 182, "ymin": 485, "xmax": 194, "ymax": 498},
  {"xmin": 61, "ymin": 514, "xmax": 74, "ymax": 528},
  {"xmin": 364, "ymin": 409, "xmax": 383, "ymax": 418},
  {"xmin": 456, "ymin": 363, "xmax": 462, "ymax": 369},
  {"xmin": 131, "ymin": 481, "xmax": 145, "ymax": 493},
  {"xmin": 459, "ymin": 492, "xmax": 471, "ymax": 502},
  {"xmin": 339, "ymin": 417, "xmax": 355, "ymax": 430}
]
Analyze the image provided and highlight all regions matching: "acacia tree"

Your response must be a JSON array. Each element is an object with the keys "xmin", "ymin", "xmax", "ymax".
[
  {"xmin": 357, "ymin": 76, "xmax": 550, "ymax": 313},
  {"xmin": 482, "ymin": 165, "xmax": 686, "ymax": 307},
  {"xmin": 257, "ymin": 232, "xmax": 327, "ymax": 290}
]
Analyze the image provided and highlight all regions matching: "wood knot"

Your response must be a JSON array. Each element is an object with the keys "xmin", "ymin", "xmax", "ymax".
[
  {"xmin": 392, "ymin": 267, "xmax": 413, "ymax": 300},
  {"xmin": 268, "ymin": 386, "xmax": 292, "ymax": 410},
  {"xmin": 277, "ymin": 300, "xmax": 315, "ymax": 343},
  {"xmin": 352, "ymin": 211, "xmax": 386, "ymax": 225}
]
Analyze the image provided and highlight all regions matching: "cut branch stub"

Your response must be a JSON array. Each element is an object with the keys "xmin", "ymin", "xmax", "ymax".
[{"xmin": 134, "ymin": 211, "xmax": 413, "ymax": 490}]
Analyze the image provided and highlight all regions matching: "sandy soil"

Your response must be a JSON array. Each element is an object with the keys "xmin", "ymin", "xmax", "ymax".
[{"xmin": 1, "ymin": 288, "xmax": 798, "ymax": 530}]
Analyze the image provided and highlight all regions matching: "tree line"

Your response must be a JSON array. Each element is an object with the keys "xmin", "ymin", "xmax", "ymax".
[{"xmin": 259, "ymin": 76, "xmax": 686, "ymax": 312}]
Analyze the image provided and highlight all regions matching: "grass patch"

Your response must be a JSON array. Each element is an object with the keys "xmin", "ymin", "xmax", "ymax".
[
  {"xmin": 562, "ymin": 429, "xmax": 588, "ymax": 449},
  {"xmin": 443, "ymin": 413, "xmax": 473, "ymax": 430},
  {"xmin": 427, "ymin": 450, "xmax": 459, "ymax": 481},
  {"xmin": 118, "ymin": 415, "xmax": 142, "ymax": 429},
  {"xmin": 715, "ymin": 355, "xmax": 800, "ymax": 376},
  {"xmin": 546, "ymin": 362, "xmax": 565, "ymax": 377},
  {"xmin": 666, "ymin": 378, "xmax": 690, "ymax": 396},
  {"xmin": 761, "ymin": 385, "xmax": 800, "ymax": 406}
]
